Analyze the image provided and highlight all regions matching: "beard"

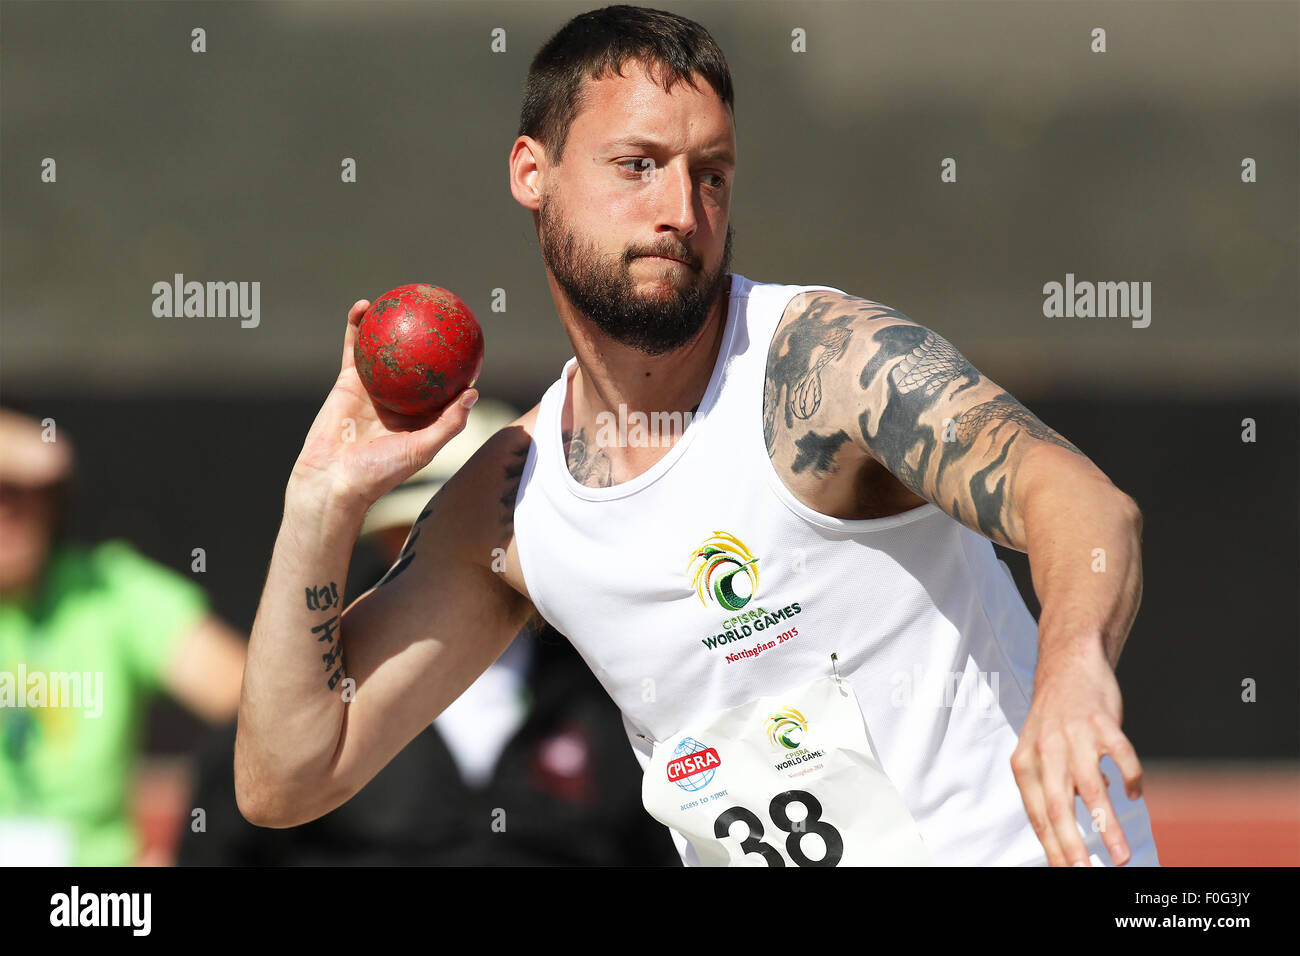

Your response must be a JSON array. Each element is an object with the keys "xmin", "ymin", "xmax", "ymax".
[{"xmin": 539, "ymin": 191, "xmax": 734, "ymax": 356}]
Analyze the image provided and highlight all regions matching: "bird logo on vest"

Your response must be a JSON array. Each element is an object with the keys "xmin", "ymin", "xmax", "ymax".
[{"xmin": 687, "ymin": 531, "xmax": 760, "ymax": 611}]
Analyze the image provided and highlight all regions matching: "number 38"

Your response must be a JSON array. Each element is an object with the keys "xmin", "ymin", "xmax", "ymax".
[{"xmin": 713, "ymin": 790, "xmax": 844, "ymax": 866}]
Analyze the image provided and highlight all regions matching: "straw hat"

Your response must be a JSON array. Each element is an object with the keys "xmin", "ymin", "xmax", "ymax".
[
  {"xmin": 359, "ymin": 398, "xmax": 520, "ymax": 536},
  {"xmin": 0, "ymin": 409, "xmax": 75, "ymax": 487}
]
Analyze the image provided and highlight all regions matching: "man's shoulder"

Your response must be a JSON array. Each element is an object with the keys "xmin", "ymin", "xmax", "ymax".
[
  {"xmin": 770, "ymin": 287, "xmax": 914, "ymax": 338},
  {"xmin": 764, "ymin": 289, "xmax": 926, "ymax": 410},
  {"xmin": 760, "ymin": 288, "xmax": 932, "ymax": 511},
  {"xmin": 438, "ymin": 403, "xmax": 539, "ymax": 514},
  {"xmin": 429, "ymin": 403, "xmax": 541, "ymax": 592},
  {"xmin": 466, "ymin": 403, "xmax": 539, "ymax": 480}
]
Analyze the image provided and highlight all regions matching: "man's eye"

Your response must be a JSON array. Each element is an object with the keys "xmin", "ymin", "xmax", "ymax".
[
  {"xmin": 702, "ymin": 172, "xmax": 726, "ymax": 189},
  {"xmin": 619, "ymin": 159, "xmax": 655, "ymax": 176}
]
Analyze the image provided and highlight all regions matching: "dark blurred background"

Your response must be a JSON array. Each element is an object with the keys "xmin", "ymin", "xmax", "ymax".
[{"xmin": 2, "ymin": 0, "xmax": 1296, "ymax": 863}]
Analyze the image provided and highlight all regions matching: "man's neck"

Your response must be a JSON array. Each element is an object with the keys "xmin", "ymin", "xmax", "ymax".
[{"xmin": 563, "ymin": 274, "xmax": 733, "ymax": 427}]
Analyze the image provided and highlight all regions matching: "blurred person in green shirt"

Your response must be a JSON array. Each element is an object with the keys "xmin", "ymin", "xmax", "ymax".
[{"xmin": 0, "ymin": 406, "xmax": 247, "ymax": 866}]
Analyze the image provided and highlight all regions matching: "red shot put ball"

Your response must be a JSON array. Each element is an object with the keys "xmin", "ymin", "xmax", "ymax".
[{"xmin": 354, "ymin": 284, "xmax": 484, "ymax": 416}]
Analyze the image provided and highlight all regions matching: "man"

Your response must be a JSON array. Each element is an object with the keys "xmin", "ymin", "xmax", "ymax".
[
  {"xmin": 237, "ymin": 5, "xmax": 1158, "ymax": 866},
  {"xmin": 0, "ymin": 406, "xmax": 246, "ymax": 865}
]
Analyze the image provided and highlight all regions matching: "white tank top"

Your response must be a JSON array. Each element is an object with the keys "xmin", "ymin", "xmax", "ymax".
[{"xmin": 513, "ymin": 272, "xmax": 1159, "ymax": 866}]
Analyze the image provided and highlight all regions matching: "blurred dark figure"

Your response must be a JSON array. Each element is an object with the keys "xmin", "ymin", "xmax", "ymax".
[
  {"xmin": 0, "ymin": 406, "xmax": 247, "ymax": 865},
  {"xmin": 179, "ymin": 400, "xmax": 679, "ymax": 865}
]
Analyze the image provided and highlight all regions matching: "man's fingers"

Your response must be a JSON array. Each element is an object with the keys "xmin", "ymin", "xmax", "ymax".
[
  {"xmin": 1011, "ymin": 750, "xmax": 1067, "ymax": 866},
  {"xmin": 1071, "ymin": 751, "xmax": 1130, "ymax": 866},
  {"xmin": 341, "ymin": 299, "xmax": 371, "ymax": 376},
  {"xmin": 347, "ymin": 391, "xmax": 476, "ymax": 501},
  {"xmin": 1101, "ymin": 730, "xmax": 1144, "ymax": 801},
  {"xmin": 392, "ymin": 388, "xmax": 479, "ymax": 474},
  {"xmin": 1038, "ymin": 736, "xmax": 1092, "ymax": 866},
  {"xmin": 348, "ymin": 299, "xmax": 371, "ymax": 328}
]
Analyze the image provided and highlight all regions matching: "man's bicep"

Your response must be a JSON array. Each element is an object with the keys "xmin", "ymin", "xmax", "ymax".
[
  {"xmin": 768, "ymin": 291, "xmax": 1097, "ymax": 547},
  {"xmin": 842, "ymin": 312, "xmax": 1098, "ymax": 546}
]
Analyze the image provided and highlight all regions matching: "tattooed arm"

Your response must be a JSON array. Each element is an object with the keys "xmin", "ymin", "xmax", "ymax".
[
  {"xmin": 238, "ymin": 428, "xmax": 537, "ymax": 829},
  {"xmin": 767, "ymin": 291, "xmax": 1146, "ymax": 866},
  {"xmin": 768, "ymin": 292, "xmax": 1113, "ymax": 546},
  {"xmin": 767, "ymin": 291, "xmax": 1144, "ymax": 658}
]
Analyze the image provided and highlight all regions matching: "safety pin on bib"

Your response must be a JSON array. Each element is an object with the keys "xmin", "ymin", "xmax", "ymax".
[{"xmin": 830, "ymin": 651, "xmax": 851, "ymax": 695}]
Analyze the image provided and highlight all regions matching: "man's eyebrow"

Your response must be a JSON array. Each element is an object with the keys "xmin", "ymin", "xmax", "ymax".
[{"xmin": 604, "ymin": 136, "xmax": 735, "ymax": 165}]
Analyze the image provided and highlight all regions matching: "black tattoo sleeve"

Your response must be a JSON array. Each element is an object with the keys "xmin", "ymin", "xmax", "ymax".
[
  {"xmin": 765, "ymin": 291, "xmax": 1092, "ymax": 549},
  {"xmin": 790, "ymin": 429, "xmax": 852, "ymax": 477},
  {"xmin": 856, "ymin": 324, "xmax": 983, "ymax": 494},
  {"xmin": 764, "ymin": 294, "xmax": 912, "ymax": 453},
  {"xmin": 855, "ymin": 324, "xmax": 1089, "ymax": 545}
]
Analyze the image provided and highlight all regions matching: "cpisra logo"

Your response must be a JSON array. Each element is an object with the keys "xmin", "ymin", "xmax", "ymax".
[
  {"xmin": 666, "ymin": 737, "xmax": 722, "ymax": 791},
  {"xmin": 688, "ymin": 531, "xmax": 759, "ymax": 611}
]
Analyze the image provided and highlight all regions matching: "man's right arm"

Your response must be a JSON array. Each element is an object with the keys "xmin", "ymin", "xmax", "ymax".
[
  {"xmin": 235, "ymin": 433, "xmax": 534, "ymax": 828},
  {"xmin": 234, "ymin": 298, "xmax": 536, "ymax": 827}
]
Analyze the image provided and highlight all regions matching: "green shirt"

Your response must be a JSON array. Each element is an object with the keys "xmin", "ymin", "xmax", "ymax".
[{"xmin": 0, "ymin": 540, "xmax": 208, "ymax": 865}]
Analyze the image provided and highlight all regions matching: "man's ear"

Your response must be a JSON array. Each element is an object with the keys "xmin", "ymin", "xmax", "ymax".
[{"xmin": 508, "ymin": 136, "xmax": 546, "ymax": 212}]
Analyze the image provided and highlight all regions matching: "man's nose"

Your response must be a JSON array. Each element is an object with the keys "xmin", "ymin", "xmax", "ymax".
[{"xmin": 652, "ymin": 160, "xmax": 698, "ymax": 241}]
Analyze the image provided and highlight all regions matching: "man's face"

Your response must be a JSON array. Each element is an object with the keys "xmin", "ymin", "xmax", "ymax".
[{"xmin": 536, "ymin": 59, "xmax": 736, "ymax": 355}]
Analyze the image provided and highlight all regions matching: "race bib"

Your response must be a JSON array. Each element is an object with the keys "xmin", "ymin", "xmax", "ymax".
[{"xmin": 642, "ymin": 675, "xmax": 932, "ymax": 866}]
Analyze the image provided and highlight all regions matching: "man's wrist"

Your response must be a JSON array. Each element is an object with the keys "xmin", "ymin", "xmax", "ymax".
[
  {"xmin": 1034, "ymin": 625, "xmax": 1110, "ymax": 682},
  {"xmin": 283, "ymin": 479, "xmax": 367, "ymax": 550}
]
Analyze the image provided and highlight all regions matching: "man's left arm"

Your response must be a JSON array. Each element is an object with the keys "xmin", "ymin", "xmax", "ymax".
[{"xmin": 767, "ymin": 291, "xmax": 1144, "ymax": 866}]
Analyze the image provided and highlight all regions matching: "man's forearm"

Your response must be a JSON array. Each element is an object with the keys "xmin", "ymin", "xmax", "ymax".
[
  {"xmin": 1019, "ymin": 449, "xmax": 1144, "ymax": 671},
  {"xmin": 235, "ymin": 484, "xmax": 365, "ymax": 822}
]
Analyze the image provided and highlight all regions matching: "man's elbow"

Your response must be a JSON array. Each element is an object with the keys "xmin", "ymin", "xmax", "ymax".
[
  {"xmin": 1116, "ymin": 491, "xmax": 1143, "ymax": 539},
  {"xmin": 234, "ymin": 777, "xmax": 318, "ymax": 830},
  {"xmin": 1080, "ymin": 465, "xmax": 1142, "ymax": 537},
  {"xmin": 234, "ymin": 765, "xmax": 288, "ymax": 828},
  {"xmin": 234, "ymin": 780, "xmax": 278, "ymax": 829},
  {"xmin": 233, "ymin": 750, "xmax": 328, "ymax": 829}
]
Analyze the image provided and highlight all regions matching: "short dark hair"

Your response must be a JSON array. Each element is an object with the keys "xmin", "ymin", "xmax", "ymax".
[{"xmin": 517, "ymin": 5, "xmax": 734, "ymax": 166}]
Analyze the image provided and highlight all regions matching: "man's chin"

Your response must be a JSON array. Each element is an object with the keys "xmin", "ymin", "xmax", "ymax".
[{"xmin": 629, "ymin": 279, "xmax": 687, "ymax": 302}]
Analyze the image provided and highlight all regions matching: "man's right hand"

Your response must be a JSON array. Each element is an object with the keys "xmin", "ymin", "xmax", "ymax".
[{"xmin": 289, "ymin": 298, "xmax": 479, "ymax": 514}]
